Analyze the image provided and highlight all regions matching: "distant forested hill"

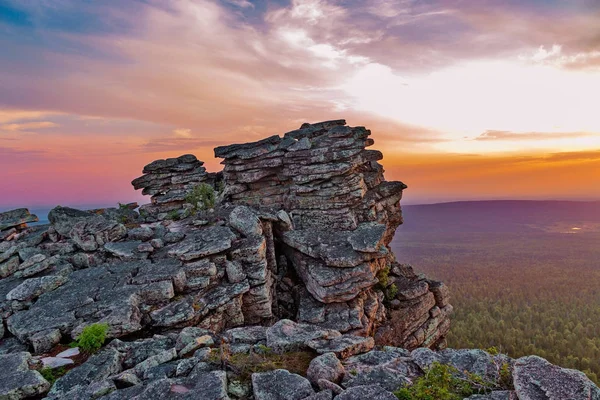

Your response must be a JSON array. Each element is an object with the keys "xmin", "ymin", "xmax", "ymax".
[
  {"xmin": 393, "ymin": 200, "xmax": 600, "ymax": 383},
  {"xmin": 400, "ymin": 200, "xmax": 600, "ymax": 233}
]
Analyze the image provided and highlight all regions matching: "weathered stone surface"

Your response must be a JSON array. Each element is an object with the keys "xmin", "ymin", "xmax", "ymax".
[
  {"xmin": 346, "ymin": 223, "xmax": 387, "ymax": 253},
  {"xmin": 341, "ymin": 366, "xmax": 410, "ymax": 392},
  {"xmin": 168, "ymin": 226, "xmax": 235, "ymax": 260},
  {"xmin": 266, "ymin": 319, "xmax": 341, "ymax": 352},
  {"xmin": 308, "ymin": 335, "xmax": 374, "ymax": 359},
  {"xmin": 6, "ymin": 275, "xmax": 67, "ymax": 302},
  {"xmin": 0, "ymin": 352, "xmax": 50, "ymax": 399},
  {"xmin": 333, "ymin": 385, "xmax": 397, "ymax": 400},
  {"xmin": 513, "ymin": 355, "xmax": 600, "ymax": 400},
  {"xmin": 307, "ymin": 352, "xmax": 345, "ymax": 385},
  {"xmin": 0, "ymin": 208, "xmax": 38, "ymax": 231},
  {"xmin": 48, "ymin": 206, "xmax": 127, "ymax": 251},
  {"xmin": 229, "ymin": 206, "xmax": 263, "ymax": 237},
  {"xmin": 252, "ymin": 369, "xmax": 315, "ymax": 400},
  {"xmin": 47, "ymin": 347, "xmax": 122, "ymax": 398},
  {"xmin": 303, "ymin": 389, "xmax": 334, "ymax": 400}
]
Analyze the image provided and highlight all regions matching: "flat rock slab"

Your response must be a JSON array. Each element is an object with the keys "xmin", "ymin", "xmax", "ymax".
[
  {"xmin": 346, "ymin": 223, "xmax": 387, "ymax": 253},
  {"xmin": 0, "ymin": 208, "xmax": 38, "ymax": 231},
  {"xmin": 252, "ymin": 369, "xmax": 315, "ymax": 400},
  {"xmin": 514, "ymin": 355, "xmax": 600, "ymax": 400},
  {"xmin": 266, "ymin": 319, "xmax": 341, "ymax": 352},
  {"xmin": 42, "ymin": 356, "xmax": 75, "ymax": 368},
  {"xmin": 308, "ymin": 335, "xmax": 374, "ymax": 359},
  {"xmin": 0, "ymin": 352, "xmax": 50, "ymax": 399},
  {"xmin": 282, "ymin": 230, "xmax": 387, "ymax": 268}
]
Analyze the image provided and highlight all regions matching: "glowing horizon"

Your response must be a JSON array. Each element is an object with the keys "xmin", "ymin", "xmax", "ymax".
[{"xmin": 1, "ymin": 0, "xmax": 599, "ymax": 208}]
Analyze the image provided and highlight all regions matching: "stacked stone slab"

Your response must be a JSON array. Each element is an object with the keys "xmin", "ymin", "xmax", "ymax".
[
  {"xmin": 215, "ymin": 120, "xmax": 451, "ymax": 349},
  {"xmin": 215, "ymin": 119, "xmax": 404, "ymax": 232},
  {"xmin": 0, "ymin": 209, "xmax": 39, "ymax": 241},
  {"xmin": 131, "ymin": 154, "xmax": 210, "ymax": 219}
]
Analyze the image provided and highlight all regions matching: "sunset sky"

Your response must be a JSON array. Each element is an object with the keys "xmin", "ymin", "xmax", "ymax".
[{"xmin": 1, "ymin": 0, "xmax": 599, "ymax": 208}]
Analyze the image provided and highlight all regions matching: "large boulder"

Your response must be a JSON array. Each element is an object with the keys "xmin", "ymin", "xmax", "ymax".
[{"xmin": 513, "ymin": 356, "xmax": 600, "ymax": 400}]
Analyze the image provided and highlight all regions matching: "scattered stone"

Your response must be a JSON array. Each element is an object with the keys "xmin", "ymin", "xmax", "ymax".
[
  {"xmin": 252, "ymin": 369, "xmax": 315, "ymax": 400},
  {"xmin": 307, "ymin": 352, "xmax": 345, "ymax": 385},
  {"xmin": 308, "ymin": 335, "xmax": 374, "ymax": 359},
  {"xmin": 333, "ymin": 385, "xmax": 397, "ymax": 400},
  {"xmin": 266, "ymin": 319, "xmax": 341, "ymax": 352},
  {"xmin": 0, "ymin": 208, "xmax": 38, "ymax": 231},
  {"xmin": 0, "ymin": 352, "xmax": 50, "ymax": 399}
]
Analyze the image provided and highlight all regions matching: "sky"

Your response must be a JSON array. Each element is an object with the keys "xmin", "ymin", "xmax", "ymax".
[{"xmin": 1, "ymin": 0, "xmax": 599, "ymax": 208}]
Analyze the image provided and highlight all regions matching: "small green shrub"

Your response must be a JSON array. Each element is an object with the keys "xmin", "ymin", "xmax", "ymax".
[
  {"xmin": 40, "ymin": 367, "xmax": 66, "ymax": 385},
  {"xmin": 167, "ymin": 210, "xmax": 181, "ymax": 221},
  {"xmin": 386, "ymin": 284, "xmax": 399, "ymax": 300},
  {"xmin": 393, "ymin": 362, "xmax": 488, "ymax": 400},
  {"xmin": 377, "ymin": 266, "xmax": 391, "ymax": 287},
  {"xmin": 499, "ymin": 362, "xmax": 514, "ymax": 390},
  {"xmin": 77, "ymin": 323, "xmax": 109, "ymax": 353},
  {"xmin": 486, "ymin": 346, "xmax": 499, "ymax": 356},
  {"xmin": 185, "ymin": 183, "xmax": 216, "ymax": 214}
]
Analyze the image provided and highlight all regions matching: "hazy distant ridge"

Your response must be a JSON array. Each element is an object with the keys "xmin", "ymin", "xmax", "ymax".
[{"xmin": 401, "ymin": 200, "xmax": 600, "ymax": 233}]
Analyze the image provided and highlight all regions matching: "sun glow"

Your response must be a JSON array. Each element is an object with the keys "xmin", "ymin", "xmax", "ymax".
[{"xmin": 343, "ymin": 59, "xmax": 600, "ymax": 153}]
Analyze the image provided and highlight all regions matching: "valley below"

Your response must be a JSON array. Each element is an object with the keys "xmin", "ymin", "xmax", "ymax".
[{"xmin": 393, "ymin": 201, "xmax": 600, "ymax": 382}]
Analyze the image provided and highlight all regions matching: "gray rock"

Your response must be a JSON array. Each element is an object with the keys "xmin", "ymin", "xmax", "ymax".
[
  {"xmin": 228, "ymin": 379, "xmax": 252, "ymax": 398},
  {"xmin": 176, "ymin": 327, "xmax": 214, "ymax": 356},
  {"xmin": 333, "ymin": 385, "xmax": 397, "ymax": 400},
  {"xmin": 252, "ymin": 369, "xmax": 315, "ymax": 400},
  {"xmin": 30, "ymin": 328, "xmax": 62, "ymax": 353},
  {"xmin": 0, "ymin": 256, "xmax": 20, "ymax": 278},
  {"xmin": 48, "ymin": 347, "xmax": 122, "ymax": 398},
  {"xmin": 48, "ymin": 206, "xmax": 127, "ymax": 251},
  {"xmin": 6, "ymin": 275, "xmax": 67, "ymax": 302},
  {"xmin": 229, "ymin": 206, "xmax": 263, "ymax": 237},
  {"xmin": 104, "ymin": 241, "xmax": 142, "ymax": 259},
  {"xmin": 168, "ymin": 226, "xmax": 235, "ymax": 260},
  {"xmin": 307, "ymin": 335, "xmax": 374, "ymax": 359},
  {"xmin": 0, "ymin": 208, "xmax": 38, "ymax": 231},
  {"xmin": 346, "ymin": 223, "xmax": 387, "ymax": 253},
  {"xmin": 0, "ymin": 352, "xmax": 50, "ymax": 399},
  {"xmin": 266, "ymin": 319, "xmax": 341, "ymax": 352},
  {"xmin": 514, "ymin": 355, "xmax": 600, "ymax": 400},
  {"xmin": 307, "ymin": 352, "xmax": 345, "ymax": 385},
  {"xmin": 317, "ymin": 379, "xmax": 344, "ymax": 394},
  {"xmin": 128, "ymin": 226, "xmax": 154, "ymax": 241},
  {"xmin": 303, "ymin": 390, "xmax": 333, "ymax": 400},
  {"xmin": 224, "ymin": 326, "xmax": 268, "ymax": 345},
  {"xmin": 225, "ymin": 260, "xmax": 246, "ymax": 283},
  {"xmin": 341, "ymin": 366, "xmax": 410, "ymax": 392}
]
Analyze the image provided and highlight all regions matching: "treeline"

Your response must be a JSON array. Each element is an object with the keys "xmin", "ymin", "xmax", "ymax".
[{"xmin": 392, "ymin": 231, "xmax": 600, "ymax": 383}]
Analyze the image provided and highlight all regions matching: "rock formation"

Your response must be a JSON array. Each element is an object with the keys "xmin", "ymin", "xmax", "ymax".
[
  {"xmin": 0, "ymin": 120, "xmax": 595, "ymax": 399},
  {"xmin": 131, "ymin": 154, "xmax": 220, "ymax": 220},
  {"xmin": 215, "ymin": 120, "xmax": 451, "ymax": 348}
]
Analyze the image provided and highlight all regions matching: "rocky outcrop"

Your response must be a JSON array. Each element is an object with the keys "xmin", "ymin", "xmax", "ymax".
[
  {"xmin": 2, "ymin": 320, "xmax": 596, "ymax": 399},
  {"xmin": 215, "ymin": 120, "xmax": 450, "ymax": 347},
  {"xmin": 0, "ymin": 208, "xmax": 39, "ymax": 241},
  {"xmin": 8, "ymin": 119, "xmax": 596, "ymax": 398},
  {"xmin": 131, "ymin": 154, "xmax": 219, "ymax": 220}
]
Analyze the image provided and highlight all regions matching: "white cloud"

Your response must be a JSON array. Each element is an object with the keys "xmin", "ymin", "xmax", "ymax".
[{"xmin": 173, "ymin": 128, "xmax": 192, "ymax": 138}]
